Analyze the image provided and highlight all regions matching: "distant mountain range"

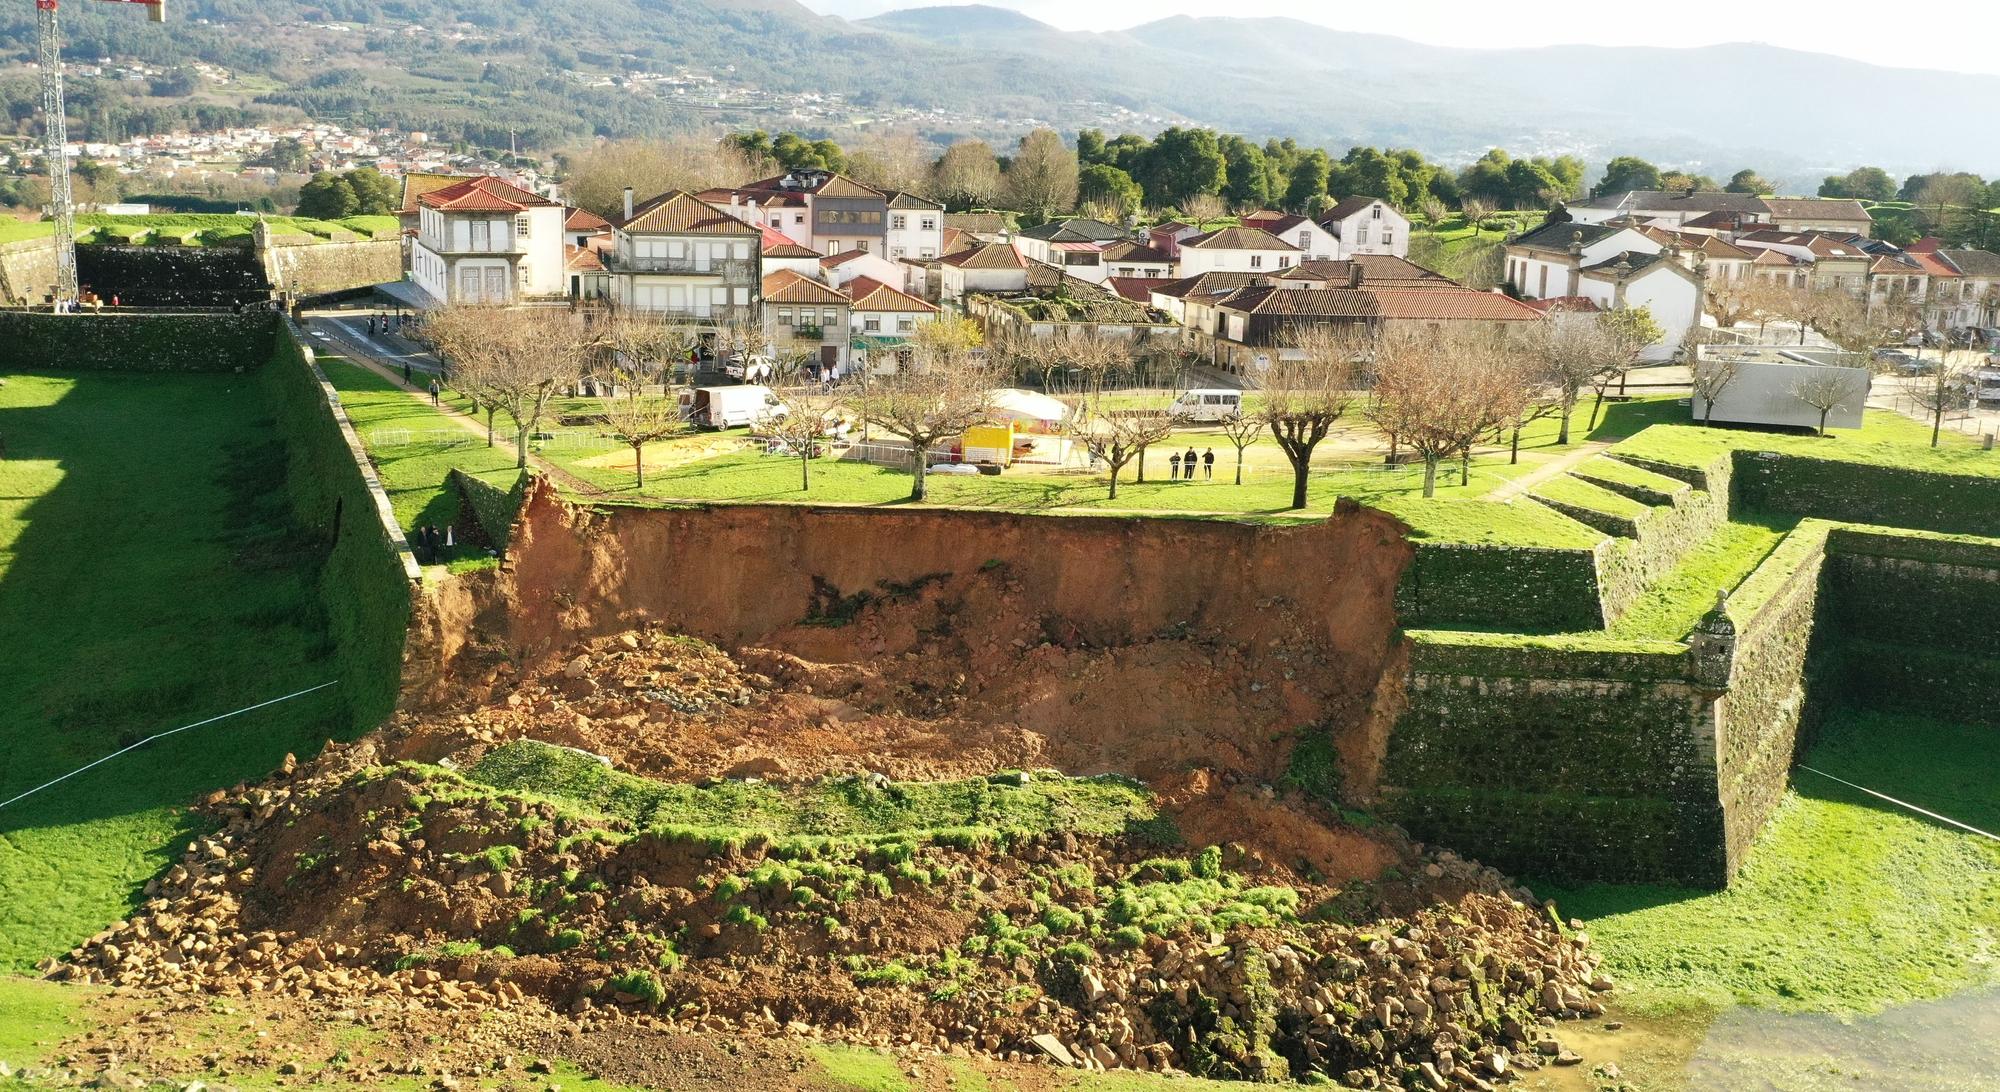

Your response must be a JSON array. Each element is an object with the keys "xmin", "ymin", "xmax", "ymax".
[{"xmin": 4, "ymin": 0, "xmax": 1996, "ymax": 176}]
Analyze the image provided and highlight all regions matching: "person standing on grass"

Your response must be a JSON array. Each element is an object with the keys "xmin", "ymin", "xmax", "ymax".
[
  {"xmin": 403, "ymin": 362, "xmax": 412, "ymax": 384},
  {"xmin": 1169, "ymin": 451, "xmax": 1182, "ymax": 480},
  {"xmin": 1203, "ymin": 448, "xmax": 1215, "ymax": 479},
  {"xmin": 1183, "ymin": 446, "xmax": 1198, "ymax": 480},
  {"xmin": 428, "ymin": 378, "xmax": 441, "ymax": 406}
]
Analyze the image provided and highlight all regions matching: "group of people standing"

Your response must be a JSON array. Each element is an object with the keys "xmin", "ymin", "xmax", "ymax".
[
  {"xmin": 1168, "ymin": 448, "xmax": 1217, "ymax": 481},
  {"xmin": 412, "ymin": 524, "xmax": 453, "ymax": 564}
]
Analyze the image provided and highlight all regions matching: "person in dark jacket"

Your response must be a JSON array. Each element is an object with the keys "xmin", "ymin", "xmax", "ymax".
[
  {"xmin": 1203, "ymin": 448, "xmax": 1216, "ymax": 479},
  {"xmin": 1183, "ymin": 447, "xmax": 1198, "ymax": 480},
  {"xmin": 1168, "ymin": 452, "xmax": 1182, "ymax": 480}
]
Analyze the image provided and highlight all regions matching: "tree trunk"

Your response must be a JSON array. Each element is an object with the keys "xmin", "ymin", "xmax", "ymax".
[
  {"xmin": 1107, "ymin": 466, "xmax": 1120, "ymax": 501},
  {"xmin": 1933, "ymin": 409, "xmax": 1944, "ymax": 448},
  {"xmin": 1288, "ymin": 450, "xmax": 1310, "ymax": 510},
  {"xmin": 1421, "ymin": 456, "xmax": 1439, "ymax": 498},
  {"xmin": 910, "ymin": 444, "xmax": 929, "ymax": 500},
  {"xmin": 515, "ymin": 425, "xmax": 530, "ymax": 469},
  {"xmin": 1460, "ymin": 448, "xmax": 1471, "ymax": 486},
  {"xmin": 1136, "ymin": 447, "xmax": 1148, "ymax": 483},
  {"xmin": 800, "ymin": 448, "xmax": 811, "ymax": 491},
  {"xmin": 485, "ymin": 408, "xmax": 496, "ymax": 448},
  {"xmin": 1234, "ymin": 449, "xmax": 1245, "ymax": 485},
  {"xmin": 633, "ymin": 443, "xmax": 645, "ymax": 490},
  {"xmin": 1556, "ymin": 400, "xmax": 1574, "ymax": 446},
  {"xmin": 1509, "ymin": 427, "xmax": 1521, "ymax": 464},
  {"xmin": 1818, "ymin": 410, "xmax": 1829, "ymax": 437}
]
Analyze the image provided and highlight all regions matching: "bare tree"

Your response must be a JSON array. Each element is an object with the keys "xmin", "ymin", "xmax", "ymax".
[
  {"xmin": 1585, "ymin": 306, "xmax": 1663, "ymax": 430},
  {"xmin": 1004, "ymin": 128, "xmax": 1078, "ymax": 222},
  {"xmin": 1415, "ymin": 194, "xmax": 1450, "ymax": 229},
  {"xmin": 594, "ymin": 372, "xmax": 690, "ymax": 490},
  {"xmin": 1182, "ymin": 193, "xmax": 1227, "ymax": 231},
  {"xmin": 1366, "ymin": 328, "xmax": 1510, "ymax": 497},
  {"xmin": 1524, "ymin": 312, "xmax": 1619, "ymax": 445},
  {"xmin": 1791, "ymin": 367, "xmax": 1855, "ymax": 438},
  {"xmin": 1704, "ymin": 275, "xmax": 1762, "ymax": 330},
  {"xmin": 1488, "ymin": 352, "xmax": 1560, "ymax": 463},
  {"xmin": 1689, "ymin": 354, "xmax": 1742, "ymax": 426},
  {"xmin": 429, "ymin": 306, "xmax": 590, "ymax": 467},
  {"xmin": 766, "ymin": 388, "xmax": 845, "ymax": 491},
  {"xmin": 1907, "ymin": 356, "xmax": 1978, "ymax": 447},
  {"xmin": 714, "ymin": 317, "xmax": 773, "ymax": 380},
  {"xmin": 1458, "ymin": 198, "xmax": 1493, "ymax": 237},
  {"xmin": 561, "ymin": 136, "xmax": 762, "ymax": 218},
  {"xmin": 848, "ymin": 344, "xmax": 1003, "ymax": 500},
  {"xmin": 1258, "ymin": 325, "xmax": 1361, "ymax": 509},
  {"xmin": 1064, "ymin": 398, "xmax": 1177, "ymax": 500},
  {"xmin": 1218, "ymin": 411, "xmax": 1263, "ymax": 485},
  {"xmin": 598, "ymin": 312, "xmax": 699, "ymax": 386},
  {"xmin": 844, "ymin": 130, "xmax": 935, "ymax": 196},
  {"xmin": 932, "ymin": 140, "xmax": 1003, "ymax": 211}
]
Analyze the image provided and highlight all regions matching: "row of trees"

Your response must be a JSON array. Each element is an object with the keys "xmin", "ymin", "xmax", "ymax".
[{"xmin": 294, "ymin": 166, "xmax": 401, "ymax": 220}]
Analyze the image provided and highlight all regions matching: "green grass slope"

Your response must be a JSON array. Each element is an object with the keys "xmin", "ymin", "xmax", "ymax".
[{"xmin": 0, "ymin": 372, "xmax": 347, "ymax": 971}]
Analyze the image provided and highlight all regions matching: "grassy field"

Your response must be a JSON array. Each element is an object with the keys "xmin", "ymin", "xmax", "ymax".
[
  {"xmin": 0, "ymin": 214, "xmax": 397, "ymax": 248},
  {"xmin": 320, "ymin": 357, "xmax": 523, "ymax": 563},
  {"xmin": 1616, "ymin": 410, "xmax": 1989, "ymax": 475},
  {"xmin": 1603, "ymin": 517, "xmax": 1796, "ymax": 641},
  {"xmin": 1545, "ymin": 708, "xmax": 2000, "ymax": 1013},
  {"xmin": 0, "ymin": 372, "xmax": 349, "ymax": 971}
]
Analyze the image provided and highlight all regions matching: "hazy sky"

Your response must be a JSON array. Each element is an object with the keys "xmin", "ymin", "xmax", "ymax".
[{"xmin": 803, "ymin": 0, "xmax": 2000, "ymax": 76}]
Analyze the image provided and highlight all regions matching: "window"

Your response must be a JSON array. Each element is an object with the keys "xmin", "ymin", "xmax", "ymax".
[
  {"xmin": 890, "ymin": 247, "xmax": 905, "ymax": 259},
  {"xmin": 898, "ymin": 317, "xmax": 915, "ymax": 333},
  {"xmin": 1382, "ymin": 230, "xmax": 1394, "ymax": 248},
  {"xmin": 891, "ymin": 215, "xmax": 907, "ymax": 230},
  {"xmin": 515, "ymin": 215, "xmax": 530, "ymax": 237},
  {"xmin": 864, "ymin": 317, "xmax": 881, "ymax": 332},
  {"xmin": 857, "ymin": 241, "xmax": 870, "ymax": 253},
  {"xmin": 1298, "ymin": 231, "xmax": 1312, "ymax": 248},
  {"xmin": 920, "ymin": 217, "xmax": 936, "ymax": 231},
  {"xmin": 1371, "ymin": 206, "xmax": 1382, "ymax": 219},
  {"xmin": 794, "ymin": 214, "xmax": 805, "ymax": 225},
  {"xmin": 471, "ymin": 220, "xmax": 490, "ymax": 251},
  {"xmin": 778, "ymin": 308, "xmax": 793, "ymax": 326},
  {"xmin": 1356, "ymin": 224, "xmax": 1370, "ymax": 245},
  {"xmin": 1250, "ymin": 255, "xmax": 1263, "ymax": 269},
  {"xmin": 919, "ymin": 248, "xmax": 935, "ymax": 259}
]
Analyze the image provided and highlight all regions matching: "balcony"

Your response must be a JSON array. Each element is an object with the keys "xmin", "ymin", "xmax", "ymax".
[
  {"xmin": 423, "ymin": 236, "xmax": 527, "ymax": 257},
  {"xmin": 623, "ymin": 303, "xmax": 754, "ymax": 325},
  {"xmin": 607, "ymin": 255, "xmax": 756, "ymax": 279}
]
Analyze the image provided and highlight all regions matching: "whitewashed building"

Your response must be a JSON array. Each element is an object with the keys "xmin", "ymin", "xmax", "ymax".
[
  {"xmin": 1318, "ymin": 197, "xmax": 1410, "ymax": 258},
  {"xmin": 409, "ymin": 175, "xmax": 566, "ymax": 305},
  {"xmin": 1175, "ymin": 226, "xmax": 1300, "ymax": 277},
  {"xmin": 605, "ymin": 189, "xmax": 762, "ymax": 323}
]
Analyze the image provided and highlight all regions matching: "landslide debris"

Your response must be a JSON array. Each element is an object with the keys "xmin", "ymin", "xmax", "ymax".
[{"xmin": 58, "ymin": 730, "xmax": 1617, "ymax": 1089}]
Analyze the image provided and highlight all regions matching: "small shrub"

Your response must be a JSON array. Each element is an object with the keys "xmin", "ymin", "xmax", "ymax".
[
  {"xmin": 1050, "ymin": 942, "xmax": 1098, "ymax": 965},
  {"xmin": 1110, "ymin": 925, "xmax": 1146, "ymax": 948},
  {"xmin": 550, "ymin": 928, "xmax": 584, "ymax": 951},
  {"xmin": 607, "ymin": 970, "xmax": 665, "ymax": 1005},
  {"xmin": 1193, "ymin": 845, "xmax": 1224, "ymax": 880},
  {"xmin": 723, "ymin": 904, "xmax": 769, "ymax": 932}
]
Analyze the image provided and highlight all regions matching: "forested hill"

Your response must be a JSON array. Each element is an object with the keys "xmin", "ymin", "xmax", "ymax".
[{"xmin": 3, "ymin": 0, "xmax": 1998, "ymax": 174}]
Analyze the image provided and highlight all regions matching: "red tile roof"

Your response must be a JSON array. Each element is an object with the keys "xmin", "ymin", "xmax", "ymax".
[
  {"xmin": 418, "ymin": 175, "xmax": 556, "ymax": 211},
  {"xmin": 846, "ymin": 276, "xmax": 937, "ymax": 314},
  {"xmin": 760, "ymin": 226, "xmax": 818, "ymax": 258},
  {"xmin": 615, "ymin": 191, "xmax": 758, "ymax": 235},
  {"xmin": 1523, "ymin": 296, "xmax": 1601, "ymax": 314},
  {"xmin": 564, "ymin": 244, "xmax": 606, "ymax": 273},
  {"xmin": 1182, "ymin": 226, "xmax": 1299, "ymax": 252},
  {"xmin": 822, "ymin": 249, "xmax": 878, "ymax": 269},
  {"xmin": 762, "ymin": 268, "xmax": 850, "ymax": 306},
  {"xmin": 1106, "ymin": 277, "xmax": 1175, "ymax": 303},
  {"xmin": 939, "ymin": 242, "xmax": 1024, "ymax": 269},
  {"xmin": 565, "ymin": 206, "xmax": 611, "ymax": 233}
]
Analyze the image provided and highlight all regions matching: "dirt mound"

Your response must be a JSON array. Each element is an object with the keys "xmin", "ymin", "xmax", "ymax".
[{"xmin": 57, "ymin": 727, "xmax": 1614, "ymax": 1089}]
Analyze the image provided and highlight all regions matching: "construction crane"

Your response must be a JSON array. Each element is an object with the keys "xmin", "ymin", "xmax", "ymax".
[{"xmin": 36, "ymin": 0, "xmax": 164, "ymax": 308}]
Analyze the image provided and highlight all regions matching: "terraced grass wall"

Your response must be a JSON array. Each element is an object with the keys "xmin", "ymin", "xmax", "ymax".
[
  {"xmin": 1821, "ymin": 528, "xmax": 2000, "ymax": 727},
  {"xmin": 1383, "ymin": 634, "xmax": 1725, "ymax": 885},
  {"xmin": 1593, "ymin": 457, "xmax": 1734, "ymax": 625},
  {"xmin": 260, "ymin": 327, "xmax": 418, "ymax": 730},
  {"xmin": 0, "ymin": 310, "xmax": 280, "ymax": 370},
  {"xmin": 1733, "ymin": 450, "xmax": 2000, "ymax": 536}
]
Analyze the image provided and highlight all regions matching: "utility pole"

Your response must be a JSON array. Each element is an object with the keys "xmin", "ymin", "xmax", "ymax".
[{"xmin": 34, "ymin": 0, "xmax": 165, "ymax": 309}]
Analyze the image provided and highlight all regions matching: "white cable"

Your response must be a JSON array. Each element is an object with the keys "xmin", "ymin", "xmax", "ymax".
[
  {"xmin": 0, "ymin": 681, "xmax": 339, "ymax": 813},
  {"xmin": 1796, "ymin": 764, "xmax": 2000, "ymax": 842}
]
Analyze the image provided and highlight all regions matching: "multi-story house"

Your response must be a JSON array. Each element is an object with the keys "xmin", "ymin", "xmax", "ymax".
[
  {"xmin": 409, "ymin": 175, "xmax": 566, "ymax": 305},
  {"xmin": 1637, "ymin": 226, "xmax": 1755, "ymax": 284},
  {"xmin": 1200, "ymin": 277, "xmax": 1541, "ymax": 374},
  {"xmin": 1732, "ymin": 231, "xmax": 1873, "ymax": 295},
  {"xmin": 763, "ymin": 269, "xmax": 852, "ymax": 376},
  {"xmin": 702, "ymin": 169, "xmax": 894, "ymax": 257},
  {"xmin": 1318, "ymin": 197, "xmax": 1411, "ymax": 258},
  {"xmin": 882, "ymin": 192, "xmax": 946, "ymax": 262},
  {"xmin": 604, "ymin": 189, "xmax": 762, "ymax": 324},
  {"xmin": 1503, "ymin": 222, "xmax": 1662, "ymax": 301},
  {"xmin": 846, "ymin": 276, "xmax": 940, "ymax": 374},
  {"xmin": 1013, "ymin": 218, "xmax": 1133, "ymax": 282},
  {"xmin": 1501, "ymin": 221, "xmax": 1697, "ymax": 360}
]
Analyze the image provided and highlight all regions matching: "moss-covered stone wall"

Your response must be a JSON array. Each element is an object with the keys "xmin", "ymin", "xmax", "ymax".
[
  {"xmin": 1820, "ymin": 527, "xmax": 2000, "ymax": 727},
  {"xmin": 1385, "ymin": 634, "xmax": 1727, "ymax": 885},
  {"xmin": 1394, "ymin": 544, "xmax": 1606, "ymax": 632},
  {"xmin": 0, "ymin": 311, "xmax": 279, "ymax": 370},
  {"xmin": 1734, "ymin": 451, "xmax": 2000, "ymax": 536}
]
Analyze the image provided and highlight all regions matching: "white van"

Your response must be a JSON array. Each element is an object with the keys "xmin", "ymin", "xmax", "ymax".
[
  {"xmin": 681, "ymin": 385, "xmax": 789, "ymax": 430},
  {"xmin": 1169, "ymin": 389, "xmax": 1244, "ymax": 423}
]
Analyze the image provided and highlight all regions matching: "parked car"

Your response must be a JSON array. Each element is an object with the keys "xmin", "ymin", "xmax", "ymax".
[
  {"xmin": 1873, "ymin": 347, "xmax": 1914, "ymax": 366},
  {"xmin": 679, "ymin": 385, "xmax": 788, "ymax": 429}
]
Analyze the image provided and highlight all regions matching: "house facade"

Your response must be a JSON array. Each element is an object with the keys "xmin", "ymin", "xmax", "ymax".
[
  {"xmin": 409, "ymin": 175, "xmax": 566, "ymax": 305},
  {"xmin": 937, "ymin": 241, "xmax": 1029, "ymax": 304},
  {"xmin": 1318, "ymin": 197, "xmax": 1411, "ymax": 258},
  {"xmin": 701, "ymin": 169, "xmax": 894, "ymax": 257},
  {"xmin": 1175, "ymin": 226, "xmax": 1300, "ymax": 277},
  {"xmin": 1503, "ymin": 222, "xmax": 1664, "ymax": 302},
  {"xmin": 604, "ymin": 189, "xmax": 762, "ymax": 324},
  {"xmin": 1013, "ymin": 218, "xmax": 1133, "ymax": 283},
  {"xmin": 883, "ymin": 191, "xmax": 946, "ymax": 262},
  {"xmin": 846, "ymin": 276, "xmax": 940, "ymax": 374},
  {"xmin": 763, "ymin": 269, "xmax": 851, "ymax": 376},
  {"xmin": 1201, "ymin": 280, "xmax": 1540, "ymax": 373},
  {"xmin": 1242, "ymin": 211, "xmax": 1341, "ymax": 261}
]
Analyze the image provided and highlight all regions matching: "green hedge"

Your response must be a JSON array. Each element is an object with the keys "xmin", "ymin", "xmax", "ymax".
[
  {"xmin": 1734, "ymin": 450, "xmax": 2000, "ymax": 537},
  {"xmin": 0, "ymin": 311, "xmax": 279, "ymax": 371},
  {"xmin": 260, "ymin": 328, "xmax": 413, "ymax": 731},
  {"xmin": 1394, "ymin": 542, "xmax": 1604, "ymax": 631}
]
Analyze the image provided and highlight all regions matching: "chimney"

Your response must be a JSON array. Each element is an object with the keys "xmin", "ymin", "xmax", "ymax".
[
  {"xmin": 1348, "ymin": 264, "xmax": 1364, "ymax": 289},
  {"xmin": 623, "ymin": 187, "xmax": 635, "ymax": 220}
]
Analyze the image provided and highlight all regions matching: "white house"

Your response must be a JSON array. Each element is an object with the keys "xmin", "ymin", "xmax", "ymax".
[
  {"xmin": 1318, "ymin": 196, "xmax": 1410, "ymax": 258},
  {"xmin": 605, "ymin": 189, "xmax": 762, "ymax": 323},
  {"xmin": 701, "ymin": 169, "xmax": 895, "ymax": 256},
  {"xmin": 760, "ymin": 229, "xmax": 823, "ymax": 281},
  {"xmin": 937, "ymin": 241, "xmax": 1029, "ymax": 303},
  {"xmin": 1639, "ymin": 226, "xmax": 1754, "ymax": 285},
  {"xmin": 1098, "ymin": 240, "xmax": 1176, "ymax": 279},
  {"xmin": 883, "ymin": 191, "xmax": 946, "ymax": 263},
  {"xmin": 409, "ymin": 175, "xmax": 566, "ymax": 305},
  {"xmin": 1242, "ymin": 211, "xmax": 1340, "ymax": 261},
  {"xmin": 1576, "ymin": 254, "xmax": 1703, "ymax": 361},
  {"xmin": 821, "ymin": 249, "xmax": 905, "ymax": 292},
  {"xmin": 1175, "ymin": 226, "xmax": 1300, "ymax": 277},
  {"xmin": 1503, "ymin": 221, "xmax": 1663, "ymax": 302},
  {"xmin": 847, "ymin": 276, "xmax": 940, "ymax": 374},
  {"xmin": 1013, "ymin": 218, "xmax": 1131, "ymax": 282}
]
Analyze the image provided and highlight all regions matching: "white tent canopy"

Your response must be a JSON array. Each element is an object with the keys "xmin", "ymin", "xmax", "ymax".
[{"xmin": 988, "ymin": 388, "xmax": 1070, "ymax": 429}]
